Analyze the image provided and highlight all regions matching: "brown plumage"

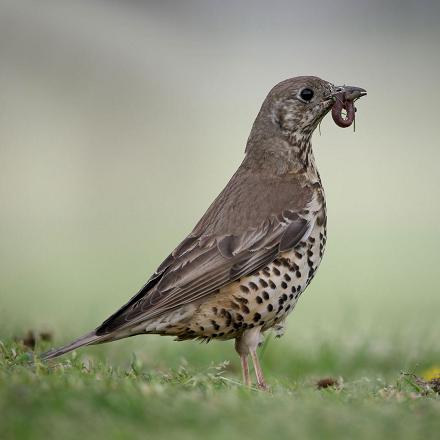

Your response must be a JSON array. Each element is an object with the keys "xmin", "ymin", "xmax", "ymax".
[{"xmin": 41, "ymin": 76, "xmax": 366, "ymax": 389}]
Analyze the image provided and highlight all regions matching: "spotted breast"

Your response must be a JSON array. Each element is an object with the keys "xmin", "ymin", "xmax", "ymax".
[{"xmin": 156, "ymin": 191, "xmax": 327, "ymax": 342}]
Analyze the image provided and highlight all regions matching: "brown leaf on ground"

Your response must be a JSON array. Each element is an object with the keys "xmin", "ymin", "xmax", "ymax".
[
  {"xmin": 401, "ymin": 372, "xmax": 440, "ymax": 395},
  {"xmin": 316, "ymin": 377, "xmax": 339, "ymax": 389},
  {"xmin": 429, "ymin": 378, "xmax": 440, "ymax": 394},
  {"xmin": 39, "ymin": 331, "xmax": 53, "ymax": 342},
  {"xmin": 15, "ymin": 329, "xmax": 54, "ymax": 349},
  {"xmin": 21, "ymin": 330, "xmax": 36, "ymax": 349}
]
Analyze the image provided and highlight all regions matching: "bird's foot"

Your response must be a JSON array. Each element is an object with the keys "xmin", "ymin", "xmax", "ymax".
[{"xmin": 256, "ymin": 381, "xmax": 270, "ymax": 392}]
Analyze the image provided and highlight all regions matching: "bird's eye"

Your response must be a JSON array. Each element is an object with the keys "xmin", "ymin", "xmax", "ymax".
[{"xmin": 299, "ymin": 88, "xmax": 314, "ymax": 102}]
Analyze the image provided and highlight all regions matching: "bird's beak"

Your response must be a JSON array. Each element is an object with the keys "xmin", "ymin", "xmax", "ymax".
[{"xmin": 332, "ymin": 85, "xmax": 367, "ymax": 100}]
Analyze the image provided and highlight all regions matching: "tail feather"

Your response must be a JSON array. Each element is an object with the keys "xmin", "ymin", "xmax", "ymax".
[{"xmin": 40, "ymin": 330, "xmax": 103, "ymax": 361}]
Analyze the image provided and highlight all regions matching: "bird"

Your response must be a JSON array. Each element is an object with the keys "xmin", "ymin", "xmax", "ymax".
[{"xmin": 41, "ymin": 76, "xmax": 366, "ymax": 389}]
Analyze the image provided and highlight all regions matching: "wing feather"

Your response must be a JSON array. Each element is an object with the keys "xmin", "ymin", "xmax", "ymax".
[{"xmin": 96, "ymin": 169, "xmax": 315, "ymax": 336}]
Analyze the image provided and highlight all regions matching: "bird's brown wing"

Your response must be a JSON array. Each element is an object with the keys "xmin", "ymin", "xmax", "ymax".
[{"xmin": 96, "ymin": 169, "xmax": 314, "ymax": 335}]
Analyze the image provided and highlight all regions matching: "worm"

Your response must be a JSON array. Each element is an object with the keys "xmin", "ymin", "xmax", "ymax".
[{"xmin": 331, "ymin": 94, "xmax": 356, "ymax": 128}]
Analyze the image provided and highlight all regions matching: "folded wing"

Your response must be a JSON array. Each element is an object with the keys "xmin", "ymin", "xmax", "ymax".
[{"xmin": 96, "ymin": 169, "xmax": 314, "ymax": 336}]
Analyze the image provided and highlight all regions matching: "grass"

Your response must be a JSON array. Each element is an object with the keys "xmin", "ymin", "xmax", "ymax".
[
  {"xmin": 1, "ymin": 229, "xmax": 440, "ymax": 439},
  {"xmin": 1, "ymin": 333, "xmax": 439, "ymax": 440}
]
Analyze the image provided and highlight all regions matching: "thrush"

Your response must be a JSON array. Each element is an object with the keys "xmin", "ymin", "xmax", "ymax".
[{"xmin": 41, "ymin": 76, "xmax": 366, "ymax": 389}]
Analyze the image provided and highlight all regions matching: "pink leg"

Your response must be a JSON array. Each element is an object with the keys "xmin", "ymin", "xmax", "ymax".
[
  {"xmin": 235, "ymin": 328, "xmax": 268, "ymax": 389},
  {"xmin": 250, "ymin": 349, "xmax": 268, "ymax": 390},
  {"xmin": 240, "ymin": 354, "xmax": 251, "ymax": 387}
]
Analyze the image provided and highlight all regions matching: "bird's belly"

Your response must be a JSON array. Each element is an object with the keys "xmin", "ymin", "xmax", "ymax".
[{"xmin": 163, "ymin": 222, "xmax": 326, "ymax": 341}]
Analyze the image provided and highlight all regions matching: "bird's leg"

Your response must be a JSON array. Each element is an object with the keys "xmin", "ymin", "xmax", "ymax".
[
  {"xmin": 235, "ymin": 327, "xmax": 268, "ymax": 390},
  {"xmin": 250, "ymin": 348, "xmax": 267, "ymax": 390},
  {"xmin": 240, "ymin": 354, "xmax": 251, "ymax": 387}
]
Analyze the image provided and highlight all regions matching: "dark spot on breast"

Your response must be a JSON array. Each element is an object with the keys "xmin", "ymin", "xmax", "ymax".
[
  {"xmin": 267, "ymin": 304, "xmax": 274, "ymax": 312},
  {"xmin": 240, "ymin": 285, "xmax": 249, "ymax": 294},
  {"xmin": 236, "ymin": 313, "xmax": 244, "ymax": 321},
  {"xmin": 211, "ymin": 320, "xmax": 220, "ymax": 331},
  {"xmin": 282, "ymin": 293, "xmax": 288, "ymax": 301},
  {"xmin": 212, "ymin": 306, "xmax": 218, "ymax": 315},
  {"xmin": 285, "ymin": 304, "xmax": 291, "ymax": 312},
  {"xmin": 296, "ymin": 271, "xmax": 302, "ymax": 278},
  {"xmin": 295, "ymin": 251, "xmax": 303, "ymax": 259},
  {"xmin": 231, "ymin": 302, "xmax": 240, "ymax": 310},
  {"xmin": 253, "ymin": 313, "xmax": 261, "ymax": 322},
  {"xmin": 259, "ymin": 278, "xmax": 268, "ymax": 288},
  {"xmin": 241, "ymin": 304, "xmax": 250, "ymax": 314},
  {"xmin": 259, "ymin": 320, "xmax": 265, "ymax": 326},
  {"xmin": 307, "ymin": 258, "xmax": 314, "ymax": 268},
  {"xmin": 273, "ymin": 259, "xmax": 281, "ymax": 266},
  {"xmin": 236, "ymin": 297, "xmax": 249, "ymax": 304},
  {"xmin": 291, "ymin": 285, "xmax": 297, "ymax": 293},
  {"xmin": 281, "ymin": 281, "xmax": 288, "ymax": 289},
  {"xmin": 248, "ymin": 281, "xmax": 258, "ymax": 291},
  {"xmin": 200, "ymin": 326, "xmax": 205, "ymax": 331},
  {"xmin": 289, "ymin": 293, "xmax": 294, "ymax": 300},
  {"xmin": 233, "ymin": 322, "xmax": 241, "ymax": 330},
  {"xmin": 269, "ymin": 280, "xmax": 276, "ymax": 289},
  {"xmin": 280, "ymin": 258, "xmax": 290, "ymax": 268},
  {"xmin": 256, "ymin": 296, "xmax": 263, "ymax": 304},
  {"xmin": 263, "ymin": 291, "xmax": 270, "ymax": 300},
  {"xmin": 307, "ymin": 249, "xmax": 313, "ymax": 257},
  {"xmin": 308, "ymin": 237, "xmax": 316, "ymax": 243},
  {"xmin": 273, "ymin": 267, "xmax": 281, "ymax": 276},
  {"xmin": 284, "ymin": 273, "xmax": 291, "ymax": 282},
  {"xmin": 292, "ymin": 263, "xmax": 299, "ymax": 271}
]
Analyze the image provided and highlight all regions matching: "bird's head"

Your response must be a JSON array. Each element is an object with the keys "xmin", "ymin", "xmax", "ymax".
[
  {"xmin": 245, "ymin": 76, "xmax": 366, "ymax": 170},
  {"xmin": 256, "ymin": 76, "xmax": 366, "ymax": 139}
]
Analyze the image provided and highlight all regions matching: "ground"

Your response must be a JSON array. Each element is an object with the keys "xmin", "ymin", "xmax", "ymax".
[
  {"xmin": 2, "ymin": 230, "xmax": 440, "ymax": 439},
  {"xmin": 1, "ymin": 331, "xmax": 439, "ymax": 440}
]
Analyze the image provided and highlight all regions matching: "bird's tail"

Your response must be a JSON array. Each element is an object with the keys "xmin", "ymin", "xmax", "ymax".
[{"xmin": 39, "ymin": 330, "xmax": 105, "ymax": 361}]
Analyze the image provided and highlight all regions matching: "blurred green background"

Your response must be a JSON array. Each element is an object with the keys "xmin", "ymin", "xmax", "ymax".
[{"xmin": 0, "ymin": 0, "xmax": 439, "ymax": 378}]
